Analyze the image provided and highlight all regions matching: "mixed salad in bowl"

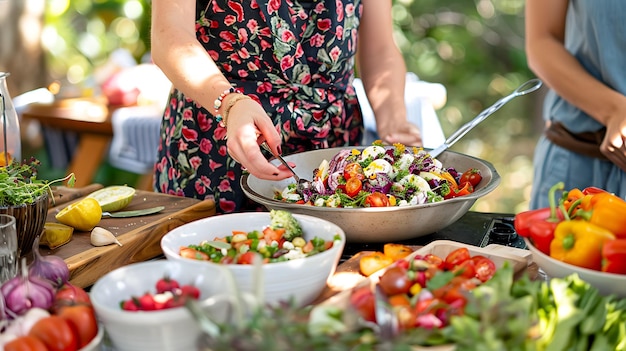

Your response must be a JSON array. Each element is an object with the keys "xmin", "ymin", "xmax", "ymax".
[{"xmin": 274, "ymin": 142, "xmax": 482, "ymax": 208}]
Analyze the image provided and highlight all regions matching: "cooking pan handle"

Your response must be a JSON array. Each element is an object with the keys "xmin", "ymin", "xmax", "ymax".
[{"xmin": 429, "ymin": 78, "xmax": 543, "ymax": 158}]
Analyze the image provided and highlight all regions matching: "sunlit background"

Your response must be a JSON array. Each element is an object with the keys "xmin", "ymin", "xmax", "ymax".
[{"xmin": 1, "ymin": 0, "xmax": 541, "ymax": 215}]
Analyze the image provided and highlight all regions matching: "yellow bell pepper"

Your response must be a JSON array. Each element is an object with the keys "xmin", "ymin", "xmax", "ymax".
[{"xmin": 550, "ymin": 220, "xmax": 615, "ymax": 271}]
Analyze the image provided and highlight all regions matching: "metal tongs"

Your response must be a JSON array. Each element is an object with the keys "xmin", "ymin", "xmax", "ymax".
[
  {"xmin": 429, "ymin": 78, "xmax": 543, "ymax": 158},
  {"xmin": 261, "ymin": 141, "xmax": 312, "ymax": 193}
]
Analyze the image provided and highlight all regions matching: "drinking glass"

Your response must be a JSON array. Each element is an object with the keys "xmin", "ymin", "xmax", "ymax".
[{"xmin": 0, "ymin": 214, "xmax": 18, "ymax": 284}]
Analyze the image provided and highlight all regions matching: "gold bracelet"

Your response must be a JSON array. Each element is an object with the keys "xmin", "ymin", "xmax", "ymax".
[{"xmin": 220, "ymin": 94, "xmax": 252, "ymax": 128}]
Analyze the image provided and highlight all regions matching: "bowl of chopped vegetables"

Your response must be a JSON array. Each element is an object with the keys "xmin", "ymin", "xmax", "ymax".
[
  {"xmin": 241, "ymin": 144, "xmax": 500, "ymax": 242},
  {"xmin": 160, "ymin": 210, "xmax": 345, "ymax": 307}
]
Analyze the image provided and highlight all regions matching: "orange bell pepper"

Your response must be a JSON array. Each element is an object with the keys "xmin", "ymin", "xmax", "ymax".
[
  {"xmin": 574, "ymin": 192, "xmax": 626, "ymax": 238},
  {"xmin": 550, "ymin": 220, "xmax": 615, "ymax": 271}
]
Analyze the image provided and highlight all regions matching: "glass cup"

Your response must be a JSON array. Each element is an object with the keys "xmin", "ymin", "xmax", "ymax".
[{"xmin": 0, "ymin": 214, "xmax": 18, "ymax": 284}]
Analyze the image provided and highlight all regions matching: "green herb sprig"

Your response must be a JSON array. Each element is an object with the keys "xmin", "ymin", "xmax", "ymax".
[{"xmin": 0, "ymin": 157, "xmax": 75, "ymax": 206}]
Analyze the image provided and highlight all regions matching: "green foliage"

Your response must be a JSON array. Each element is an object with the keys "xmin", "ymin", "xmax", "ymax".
[
  {"xmin": 392, "ymin": 0, "xmax": 538, "ymax": 213},
  {"xmin": 44, "ymin": 0, "xmax": 151, "ymax": 84},
  {"xmin": 41, "ymin": 0, "xmax": 539, "ymax": 213}
]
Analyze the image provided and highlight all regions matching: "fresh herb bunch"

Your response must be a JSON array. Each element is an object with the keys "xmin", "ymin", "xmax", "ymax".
[{"xmin": 0, "ymin": 157, "xmax": 75, "ymax": 206}]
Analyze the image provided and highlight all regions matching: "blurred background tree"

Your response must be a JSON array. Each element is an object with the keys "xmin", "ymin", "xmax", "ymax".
[{"xmin": 1, "ymin": 0, "xmax": 543, "ymax": 214}]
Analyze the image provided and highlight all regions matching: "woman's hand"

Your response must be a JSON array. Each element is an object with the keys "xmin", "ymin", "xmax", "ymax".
[
  {"xmin": 224, "ymin": 98, "xmax": 295, "ymax": 180},
  {"xmin": 378, "ymin": 120, "xmax": 423, "ymax": 147},
  {"xmin": 599, "ymin": 96, "xmax": 626, "ymax": 172}
]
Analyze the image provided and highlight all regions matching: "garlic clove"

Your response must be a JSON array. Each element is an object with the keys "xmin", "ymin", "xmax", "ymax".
[{"xmin": 90, "ymin": 227, "xmax": 123, "ymax": 247}]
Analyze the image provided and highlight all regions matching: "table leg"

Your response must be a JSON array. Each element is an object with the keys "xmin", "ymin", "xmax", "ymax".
[{"xmin": 66, "ymin": 134, "xmax": 111, "ymax": 187}]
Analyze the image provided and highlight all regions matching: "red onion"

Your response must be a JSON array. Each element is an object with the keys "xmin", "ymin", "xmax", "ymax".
[
  {"xmin": 1, "ymin": 258, "xmax": 55, "ymax": 318},
  {"xmin": 28, "ymin": 236, "xmax": 70, "ymax": 287}
]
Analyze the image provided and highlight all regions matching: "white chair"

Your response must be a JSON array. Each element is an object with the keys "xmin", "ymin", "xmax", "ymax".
[
  {"xmin": 108, "ymin": 105, "xmax": 163, "ymax": 190},
  {"xmin": 354, "ymin": 72, "xmax": 446, "ymax": 148}
]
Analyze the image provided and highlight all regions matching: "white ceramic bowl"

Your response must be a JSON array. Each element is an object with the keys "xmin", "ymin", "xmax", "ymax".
[
  {"xmin": 525, "ymin": 238, "xmax": 626, "ymax": 297},
  {"xmin": 160, "ymin": 212, "xmax": 346, "ymax": 307},
  {"xmin": 241, "ymin": 147, "xmax": 500, "ymax": 243},
  {"xmin": 90, "ymin": 260, "xmax": 235, "ymax": 351}
]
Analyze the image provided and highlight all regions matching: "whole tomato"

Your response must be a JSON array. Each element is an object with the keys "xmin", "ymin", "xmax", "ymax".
[
  {"xmin": 57, "ymin": 305, "xmax": 99, "ymax": 348},
  {"xmin": 28, "ymin": 315, "xmax": 78, "ymax": 351},
  {"xmin": 379, "ymin": 266, "xmax": 412, "ymax": 296},
  {"xmin": 4, "ymin": 336, "xmax": 49, "ymax": 351},
  {"xmin": 54, "ymin": 282, "xmax": 92, "ymax": 311},
  {"xmin": 459, "ymin": 168, "xmax": 482, "ymax": 188}
]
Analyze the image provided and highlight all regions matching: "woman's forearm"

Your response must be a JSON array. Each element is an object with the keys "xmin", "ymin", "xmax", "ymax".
[
  {"xmin": 525, "ymin": 0, "xmax": 623, "ymax": 126},
  {"xmin": 150, "ymin": 0, "xmax": 231, "ymax": 110},
  {"xmin": 357, "ymin": 0, "xmax": 408, "ymax": 135}
]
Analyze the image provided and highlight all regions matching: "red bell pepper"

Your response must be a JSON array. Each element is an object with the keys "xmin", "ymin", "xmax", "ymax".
[
  {"xmin": 514, "ymin": 182, "xmax": 566, "ymax": 255},
  {"xmin": 601, "ymin": 239, "xmax": 626, "ymax": 274}
]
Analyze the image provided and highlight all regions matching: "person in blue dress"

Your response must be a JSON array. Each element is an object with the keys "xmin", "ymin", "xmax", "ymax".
[
  {"xmin": 150, "ymin": 0, "xmax": 422, "ymax": 213},
  {"xmin": 526, "ymin": 0, "xmax": 626, "ymax": 209}
]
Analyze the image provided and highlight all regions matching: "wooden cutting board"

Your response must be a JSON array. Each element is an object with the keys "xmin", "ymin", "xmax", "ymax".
[{"xmin": 39, "ymin": 185, "xmax": 217, "ymax": 288}]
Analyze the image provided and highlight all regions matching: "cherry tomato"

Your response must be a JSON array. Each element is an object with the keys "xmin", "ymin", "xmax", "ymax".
[
  {"xmin": 379, "ymin": 266, "xmax": 412, "ymax": 296},
  {"xmin": 155, "ymin": 277, "xmax": 181, "ymax": 294},
  {"xmin": 57, "ymin": 304, "xmax": 99, "ymax": 348},
  {"xmin": 344, "ymin": 177, "xmax": 362, "ymax": 198},
  {"xmin": 29, "ymin": 315, "xmax": 78, "ymax": 351},
  {"xmin": 343, "ymin": 162, "xmax": 365, "ymax": 181},
  {"xmin": 365, "ymin": 192, "xmax": 390, "ymax": 207},
  {"xmin": 349, "ymin": 286, "xmax": 376, "ymax": 322},
  {"xmin": 444, "ymin": 182, "xmax": 473, "ymax": 199},
  {"xmin": 237, "ymin": 251, "xmax": 258, "ymax": 265},
  {"xmin": 472, "ymin": 255, "xmax": 497, "ymax": 282},
  {"xmin": 423, "ymin": 253, "xmax": 445, "ymax": 270},
  {"xmin": 4, "ymin": 336, "xmax": 49, "ymax": 351},
  {"xmin": 388, "ymin": 293, "xmax": 411, "ymax": 307},
  {"xmin": 452, "ymin": 259, "xmax": 476, "ymax": 279},
  {"xmin": 444, "ymin": 247, "xmax": 471, "ymax": 271},
  {"xmin": 180, "ymin": 285, "xmax": 201, "ymax": 299},
  {"xmin": 433, "ymin": 285, "xmax": 467, "ymax": 308},
  {"xmin": 459, "ymin": 168, "xmax": 482, "ymax": 188}
]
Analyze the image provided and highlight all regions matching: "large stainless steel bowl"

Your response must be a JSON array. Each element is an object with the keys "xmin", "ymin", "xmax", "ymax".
[{"xmin": 242, "ymin": 147, "xmax": 501, "ymax": 243}]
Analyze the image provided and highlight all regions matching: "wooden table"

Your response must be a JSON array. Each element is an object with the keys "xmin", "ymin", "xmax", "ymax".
[
  {"xmin": 22, "ymin": 98, "xmax": 114, "ymax": 188},
  {"xmin": 40, "ymin": 185, "xmax": 217, "ymax": 288}
]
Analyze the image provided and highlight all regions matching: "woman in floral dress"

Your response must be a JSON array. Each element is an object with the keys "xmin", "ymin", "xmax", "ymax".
[{"xmin": 151, "ymin": 0, "xmax": 422, "ymax": 213}]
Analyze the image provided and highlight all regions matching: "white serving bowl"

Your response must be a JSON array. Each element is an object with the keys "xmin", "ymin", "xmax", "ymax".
[
  {"xmin": 90, "ymin": 260, "xmax": 236, "ymax": 351},
  {"xmin": 241, "ymin": 147, "xmax": 500, "ymax": 243},
  {"xmin": 525, "ymin": 238, "xmax": 626, "ymax": 297},
  {"xmin": 160, "ymin": 212, "xmax": 346, "ymax": 307}
]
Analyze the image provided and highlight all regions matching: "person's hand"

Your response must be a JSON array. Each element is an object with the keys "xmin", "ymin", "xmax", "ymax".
[
  {"xmin": 600, "ymin": 104, "xmax": 626, "ymax": 172},
  {"xmin": 224, "ymin": 97, "xmax": 295, "ymax": 180},
  {"xmin": 377, "ymin": 120, "xmax": 423, "ymax": 147}
]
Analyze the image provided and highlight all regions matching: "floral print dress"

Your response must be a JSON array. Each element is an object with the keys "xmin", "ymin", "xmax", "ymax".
[{"xmin": 155, "ymin": 0, "xmax": 364, "ymax": 213}]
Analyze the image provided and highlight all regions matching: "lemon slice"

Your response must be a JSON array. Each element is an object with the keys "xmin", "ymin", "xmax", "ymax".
[
  {"xmin": 41, "ymin": 222, "xmax": 74, "ymax": 249},
  {"xmin": 55, "ymin": 197, "xmax": 103, "ymax": 231},
  {"xmin": 86, "ymin": 185, "xmax": 136, "ymax": 212}
]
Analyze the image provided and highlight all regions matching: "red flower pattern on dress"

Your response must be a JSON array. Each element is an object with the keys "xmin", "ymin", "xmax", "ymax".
[{"xmin": 155, "ymin": 0, "xmax": 364, "ymax": 214}]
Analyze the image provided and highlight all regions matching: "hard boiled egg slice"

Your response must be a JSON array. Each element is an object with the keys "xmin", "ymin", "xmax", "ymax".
[
  {"xmin": 363, "ymin": 159, "xmax": 393, "ymax": 178},
  {"xmin": 315, "ymin": 159, "xmax": 329, "ymax": 182},
  {"xmin": 360, "ymin": 145, "xmax": 386, "ymax": 162},
  {"xmin": 398, "ymin": 174, "xmax": 431, "ymax": 192}
]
